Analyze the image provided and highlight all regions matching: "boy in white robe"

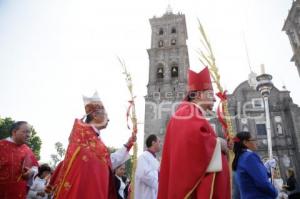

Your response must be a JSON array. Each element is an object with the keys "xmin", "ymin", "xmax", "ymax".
[{"xmin": 134, "ymin": 134, "xmax": 161, "ymax": 199}]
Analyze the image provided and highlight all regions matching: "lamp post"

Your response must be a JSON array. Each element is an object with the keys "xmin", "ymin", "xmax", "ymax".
[{"xmin": 256, "ymin": 64, "xmax": 274, "ymax": 160}]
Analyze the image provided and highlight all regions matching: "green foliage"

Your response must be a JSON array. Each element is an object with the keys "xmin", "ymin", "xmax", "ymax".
[
  {"xmin": 50, "ymin": 141, "xmax": 66, "ymax": 167},
  {"xmin": 55, "ymin": 142, "xmax": 66, "ymax": 158},
  {"xmin": 0, "ymin": 117, "xmax": 42, "ymax": 160},
  {"xmin": 125, "ymin": 157, "xmax": 133, "ymax": 180},
  {"xmin": 0, "ymin": 117, "xmax": 14, "ymax": 139},
  {"xmin": 27, "ymin": 127, "xmax": 42, "ymax": 160}
]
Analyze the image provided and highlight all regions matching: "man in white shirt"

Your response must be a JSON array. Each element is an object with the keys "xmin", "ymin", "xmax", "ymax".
[{"xmin": 134, "ymin": 134, "xmax": 161, "ymax": 199}]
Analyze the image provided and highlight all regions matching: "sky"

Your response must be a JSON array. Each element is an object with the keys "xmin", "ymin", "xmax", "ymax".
[{"xmin": 0, "ymin": 0, "xmax": 298, "ymax": 163}]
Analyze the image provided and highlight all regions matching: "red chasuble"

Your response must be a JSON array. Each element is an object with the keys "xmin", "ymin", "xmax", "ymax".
[
  {"xmin": 52, "ymin": 119, "xmax": 117, "ymax": 199},
  {"xmin": 157, "ymin": 102, "xmax": 230, "ymax": 199},
  {"xmin": 0, "ymin": 140, "xmax": 38, "ymax": 199}
]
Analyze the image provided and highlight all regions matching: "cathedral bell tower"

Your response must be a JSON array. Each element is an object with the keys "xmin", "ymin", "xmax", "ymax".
[{"xmin": 144, "ymin": 8, "xmax": 190, "ymax": 145}]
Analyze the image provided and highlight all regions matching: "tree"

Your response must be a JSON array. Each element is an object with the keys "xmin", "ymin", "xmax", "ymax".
[
  {"xmin": 0, "ymin": 117, "xmax": 14, "ymax": 138},
  {"xmin": 27, "ymin": 127, "xmax": 42, "ymax": 160},
  {"xmin": 125, "ymin": 158, "xmax": 133, "ymax": 179},
  {"xmin": 50, "ymin": 141, "xmax": 66, "ymax": 167},
  {"xmin": 0, "ymin": 117, "xmax": 42, "ymax": 159}
]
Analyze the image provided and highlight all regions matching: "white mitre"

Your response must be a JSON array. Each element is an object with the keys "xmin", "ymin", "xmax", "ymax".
[
  {"xmin": 82, "ymin": 91, "xmax": 103, "ymax": 114},
  {"xmin": 83, "ymin": 91, "xmax": 102, "ymax": 105}
]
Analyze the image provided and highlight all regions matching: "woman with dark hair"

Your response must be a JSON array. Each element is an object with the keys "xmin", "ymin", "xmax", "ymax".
[
  {"xmin": 27, "ymin": 164, "xmax": 51, "ymax": 199},
  {"xmin": 232, "ymin": 131, "xmax": 277, "ymax": 199},
  {"xmin": 114, "ymin": 164, "xmax": 129, "ymax": 199},
  {"xmin": 283, "ymin": 168, "xmax": 300, "ymax": 199}
]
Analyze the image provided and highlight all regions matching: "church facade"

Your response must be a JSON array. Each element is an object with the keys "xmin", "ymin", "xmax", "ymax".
[{"xmin": 226, "ymin": 80, "xmax": 300, "ymax": 182}]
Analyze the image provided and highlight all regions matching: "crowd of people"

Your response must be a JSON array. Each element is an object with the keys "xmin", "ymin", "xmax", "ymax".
[{"xmin": 1, "ymin": 67, "xmax": 300, "ymax": 199}]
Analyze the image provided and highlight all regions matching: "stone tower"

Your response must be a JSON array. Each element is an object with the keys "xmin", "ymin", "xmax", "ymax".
[{"xmin": 144, "ymin": 9, "xmax": 190, "ymax": 146}]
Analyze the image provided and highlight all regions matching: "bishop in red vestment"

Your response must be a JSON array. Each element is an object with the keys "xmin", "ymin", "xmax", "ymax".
[
  {"xmin": 157, "ymin": 67, "xmax": 231, "ymax": 199},
  {"xmin": 0, "ymin": 121, "xmax": 38, "ymax": 199},
  {"xmin": 48, "ymin": 92, "xmax": 135, "ymax": 199}
]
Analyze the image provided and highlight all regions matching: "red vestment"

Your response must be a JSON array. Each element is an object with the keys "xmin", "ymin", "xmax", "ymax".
[
  {"xmin": 52, "ymin": 119, "xmax": 117, "ymax": 199},
  {"xmin": 0, "ymin": 139, "xmax": 38, "ymax": 199},
  {"xmin": 157, "ymin": 103, "xmax": 230, "ymax": 199}
]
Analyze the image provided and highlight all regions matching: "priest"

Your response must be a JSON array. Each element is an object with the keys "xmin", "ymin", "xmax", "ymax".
[
  {"xmin": 157, "ymin": 67, "xmax": 231, "ymax": 199},
  {"xmin": 48, "ymin": 92, "xmax": 136, "ymax": 199},
  {"xmin": 0, "ymin": 121, "xmax": 38, "ymax": 199}
]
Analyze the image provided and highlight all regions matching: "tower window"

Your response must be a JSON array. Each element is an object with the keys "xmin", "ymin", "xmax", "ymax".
[
  {"xmin": 171, "ymin": 27, "xmax": 176, "ymax": 34},
  {"xmin": 157, "ymin": 67, "xmax": 164, "ymax": 79},
  {"xmin": 171, "ymin": 39, "xmax": 176, "ymax": 46},
  {"xmin": 158, "ymin": 40, "xmax": 164, "ymax": 48},
  {"xmin": 159, "ymin": 28, "xmax": 164, "ymax": 35},
  {"xmin": 171, "ymin": 65, "xmax": 178, "ymax": 78}
]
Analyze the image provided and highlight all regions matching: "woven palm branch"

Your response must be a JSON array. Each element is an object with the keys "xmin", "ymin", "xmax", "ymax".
[
  {"xmin": 197, "ymin": 20, "xmax": 236, "ymax": 197},
  {"xmin": 118, "ymin": 57, "xmax": 138, "ymax": 199},
  {"xmin": 196, "ymin": 19, "xmax": 235, "ymax": 140}
]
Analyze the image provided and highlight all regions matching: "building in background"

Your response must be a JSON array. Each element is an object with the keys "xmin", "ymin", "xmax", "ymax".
[
  {"xmin": 283, "ymin": 0, "xmax": 300, "ymax": 77},
  {"xmin": 225, "ymin": 77, "xmax": 300, "ymax": 182}
]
